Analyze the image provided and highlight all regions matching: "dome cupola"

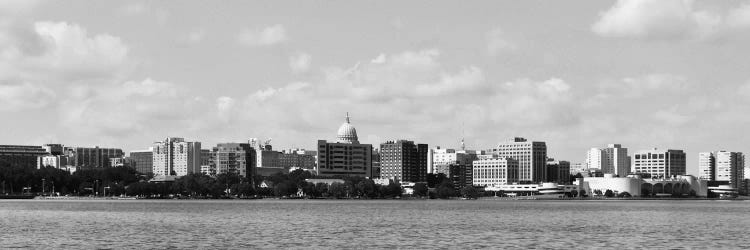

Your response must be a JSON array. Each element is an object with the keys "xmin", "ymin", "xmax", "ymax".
[{"xmin": 336, "ymin": 112, "xmax": 359, "ymax": 144}]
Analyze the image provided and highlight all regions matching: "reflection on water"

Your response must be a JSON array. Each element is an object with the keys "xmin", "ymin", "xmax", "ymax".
[{"xmin": 1, "ymin": 199, "xmax": 749, "ymax": 248}]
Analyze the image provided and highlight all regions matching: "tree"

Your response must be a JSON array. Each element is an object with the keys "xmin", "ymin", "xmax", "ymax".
[
  {"xmin": 570, "ymin": 190, "xmax": 578, "ymax": 197},
  {"xmin": 461, "ymin": 186, "xmax": 479, "ymax": 199},
  {"xmin": 579, "ymin": 189, "xmax": 587, "ymax": 197},
  {"xmin": 617, "ymin": 191, "xmax": 631, "ymax": 198},
  {"xmin": 436, "ymin": 180, "xmax": 456, "ymax": 199},
  {"xmin": 604, "ymin": 189, "xmax": 615, "ymax": 198},
  {"xmin": 328, "ymin": 183, "xmax": 346, "ymax": 198},
  {"xmin": 412, "ymin": 183, "xmax": 428, "ymax": 197}
]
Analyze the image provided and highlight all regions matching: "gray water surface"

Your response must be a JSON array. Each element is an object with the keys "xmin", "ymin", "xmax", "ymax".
[{"xmin": 1, "ymin": 199, "xmax": 748, "ymax": 249}]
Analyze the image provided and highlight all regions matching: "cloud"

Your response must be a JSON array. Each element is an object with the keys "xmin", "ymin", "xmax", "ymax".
[
  {"xmin": 0, "ymin": 82, "xmax": 55, "ymax": 111},
  {"xmin": 31, "ymin": 21, "xmax": 129, "ymax": 78},
  {"xmin": 216, "ymin": 96, "xmax": 236, "ymax": 123},
  {"xmin": 237, "ymin": 24, "xmax": 288, "ymax": 46},
  {"xmin": 59, "ymin": 78, "xmax": 209, "ymax": 137},
  {"xmin": 592, "ymin": 0, "xmax": 750, "ymax": 40},
  {"xmin": 486, "ymin": 28, "xmax": 516, "ymax": 55},
  {"xmin": 289, "ymin": 52, "xmax": 311, "ymax": 74}
]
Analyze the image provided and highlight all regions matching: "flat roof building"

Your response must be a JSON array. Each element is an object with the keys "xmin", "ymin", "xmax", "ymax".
[
  {"xmin": 317, "ymin": 113, "xmax": 374, "ymax": 178},
  {"xmin": 632, "ymin": 148, "xmax": 686, "ymax": 178}
]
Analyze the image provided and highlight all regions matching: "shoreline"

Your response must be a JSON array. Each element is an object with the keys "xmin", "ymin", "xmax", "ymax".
[{"xmin": 5, "ymin": 195, "xmax": 747, "ymax": 201}]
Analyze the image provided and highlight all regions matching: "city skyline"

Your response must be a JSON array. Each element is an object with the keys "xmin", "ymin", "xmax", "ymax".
[{"xmin": 4, "ymin": 0, "xmax": 750, "ymax": 176}]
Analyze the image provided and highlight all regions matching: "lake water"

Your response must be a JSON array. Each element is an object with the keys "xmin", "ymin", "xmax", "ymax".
[{"xmin": 1, "ymin": 199, "xmax": 749, "ymax": 249}]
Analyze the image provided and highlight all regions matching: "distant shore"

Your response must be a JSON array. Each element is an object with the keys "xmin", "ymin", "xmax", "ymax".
[{"xmin": 5, "ymin": 195, "xmax": 745, "ymax": 201}]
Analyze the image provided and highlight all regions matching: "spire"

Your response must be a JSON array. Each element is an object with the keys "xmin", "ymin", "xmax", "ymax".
[{"xmin": 345, "ymin": 112, "xmax": 351, "ymax": 123}]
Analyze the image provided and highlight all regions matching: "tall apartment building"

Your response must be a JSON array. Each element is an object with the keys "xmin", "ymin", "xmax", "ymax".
[
  {"xmin": 64, "ymin": 146, "xmax": 124, "ymax": 169},
  {"xmin": 129, "ymin": 149, "xmax": 153, "ymax": 174},
  {"xmin": 472, "ymin": 158, "xmax": 519, "ymax": 186},
  {"xmin": 379, "ymin": 140, "xmax": 428, "ymax": 183},
  {"xmin": 1, "ymin": 145, "xmax": 53, "ymax": 168},
  {"xmin": 698, "ymin": 152, "xmax": 716, "ymax": 181},
  {"xmin": 213, "ymin": 143, "xmax": 256, "ymax": 178},
  {"xmin": 587, "ymin": 144, "xmax": 629, "ymax": 177},
  {"xmin": 698, "ymin": 151, "xmax": 745, "ymax": 188},
  {"xmin": 632, "ymin": 148, "xmax": 686, "ymax": 178},
  {"xmin": 317, "ymin": 113, "xmax": 374, "ymax": 177},
  {"xmin": 488, "ymin": 137, "xmax": 547, "ymax": 183},
  {"xmin": 152, "ymin": 137, "xmax": 201, "ymax": 176}
]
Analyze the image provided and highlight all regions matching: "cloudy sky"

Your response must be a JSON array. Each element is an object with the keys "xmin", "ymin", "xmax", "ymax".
[{"xmin": 2, "ymin": 0, "xmax": 750, "ymax": 174}]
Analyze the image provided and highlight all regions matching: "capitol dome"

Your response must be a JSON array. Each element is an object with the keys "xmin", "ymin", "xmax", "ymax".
[{"xmin": 337, "ymin": 113, "xmax": 359, "ymax": 144}]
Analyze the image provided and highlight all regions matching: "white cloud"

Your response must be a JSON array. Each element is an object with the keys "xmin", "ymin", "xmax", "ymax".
[
  {"xmin": 289, "ymin": 52, "xmax": 311, "ymax": 74},
  {"xmin": 370, "ymin": 54, "xmax": 386, "ymax": 64},
  {"xmin": 30, "ymin": 21, "xmax": 129, "ymax": 80},
  {"xmin": 216, "ymin": 96, "xmax": 236, "ymax": 123},
  {"xmin": 237, "ymin": 24, "xmax": 288, "ymax": 46},
  {"xmin": 0, "ymin": 82, "xmax": 55, "ymax": 111},
  {"xmin": 486, "ymin": 28, "xmax": 516, "ymax": 55},
  {"xmin": 592, "ymin": 0, "xmax": 750, "ymax": 40}
]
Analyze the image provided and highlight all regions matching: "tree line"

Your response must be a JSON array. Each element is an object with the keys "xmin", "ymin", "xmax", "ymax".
[{"xmin": 1, "ymin": 162, "xmax": 482, "ymax": 199}]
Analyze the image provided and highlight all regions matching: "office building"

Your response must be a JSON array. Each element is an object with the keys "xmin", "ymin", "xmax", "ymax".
[
  {"xmin": 546, "ymin": 159, "xmax": 571, "ymax": 184},
  {"xmin": 427, "ymin": 147, "xmax": 477, "ymax": 175},
  {"xmin": 63, "ymin": 146, "xmax": 124, "ymax": 169},
  {"xmin": 586, "ymin": 144, "xmax": 629, "ymax": 177},
  {"xmin": 632, "ymin": 148, "xmax": 686, "ymax": 178},
  {"xmin": 152, "ymin": 137, "xmax": 201, "ymax": 176},
  {"xmin": 278, "ymin": 149, "xmax": 317, "ymax": 170},
  {"xmin": 0, "ymin": 145, "xmax": 49, "ymax": 168},
  {"xmin": 472, "ymin": 158, "xmax": 519, "ymax": 187},
  {"xmin": 488, "ymin": 137, "xmax": 547, "ymax": 183},
  {"xmin": 317, "ymin": 113, "xmax": 374, "ymax": 177},
  {"xmin": 380, "ymin": 140, "xmax": 428, "ymax": 182},
  {"xmin": 449, "ymin": 164, "xmax": 473, "ymax": 191},
  {"xmin": 129, "ymin": 149, "xmax": 153, "ymax": 174},
  {"xmin": 213, "ymin": 143, "xmax": 256, "ymax": 177}
]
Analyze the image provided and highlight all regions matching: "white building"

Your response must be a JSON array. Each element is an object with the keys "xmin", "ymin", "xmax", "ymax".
[
  {"xmin": 586, "ymin": 144, "xmax": 629, "ymax": 177},
  {"xmin": 631, "ymin": 148, "xmax": 686, "ymax": 178},
  {"xmin": 152, "ymin": 137, "xmax": 202, "ymax": 176},
  {"xmin": 488, "ymin": 137, "xmax": 546, "ymax": 183},
  {"xmin": 472, "ymin": 158, "xmax": 519, "ymax": 187},
  {"xmin": 577, "ymin": 174, "xmax": 707, "ymax": 197},
  {"xmin": 698, "ymin": 152, "xmax": 715, "ymax": 181},
  {"xmin": 700, "ymin": 151, "xmax": 745, "ymax": 188},
  {"xmin": 427, "ymin": 147, "xmax": 476, "ymax": 175}
]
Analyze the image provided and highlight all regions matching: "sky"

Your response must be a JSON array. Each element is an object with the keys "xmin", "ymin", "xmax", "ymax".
[{"xmin": 2, "ymin": 0, "xmax": 750, "ymax": 175}]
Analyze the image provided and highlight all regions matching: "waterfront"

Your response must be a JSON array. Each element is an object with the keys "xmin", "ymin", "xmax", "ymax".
[{"xmin": 1, "ymin": 199, "xmax": 749, "ymax": 249}]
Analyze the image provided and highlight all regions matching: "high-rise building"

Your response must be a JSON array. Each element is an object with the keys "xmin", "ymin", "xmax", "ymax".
[
  {"xmin": 587, "ymin": 144, "xmax": 629, "ymax": 177},
  {"xmin": 317, "ymin": 113, "xmax": 374, "ymax": 177},
  {"xmin": 213, "ymin": 143, "xmax": 256, "ymax": 178},
  {"xmin": 152, "ymin": 137, "xmax": 201, "ymax": 176},
  {"xmin": 129, "ymin": 149, "xmax": 153, "ymax": 174},
  {"xmin": 488, "ymin": 137, "xmax": 547, "ymax": 183},
  {"xmin": 699, "ymin": 151, "xmax": 744, "ymax": 188},
  {"xmin": 698, "ymin": 152, "xmax": 715, "ymax": 181},
  {"xmin": 427, "ymin": 147, "xmax": 477, "ymax": 175},
  {"xmin": 631, "ymin": 148, "xmax": 686, "ymax": 178},
  {"xmin": 379, "ymin": 140, "xmax": 428, "ymax": 183},
  {"xmin": 449, "ymin": 164, "xmax": 473, "ymax": 191},
  {"xmin": 472, "ymin": 158, "xmax": 519, "ymax": 186},
  {"xmin": 546, "ymin": 159, "xmax": 571, "ymax": 184},
  {"xmin": 64, "ymin": 146, "xmax": 124, "ymax": 169},
  {"xmin": 1, "ymin": 145, "xmax": 53, "ymax": 168}
]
